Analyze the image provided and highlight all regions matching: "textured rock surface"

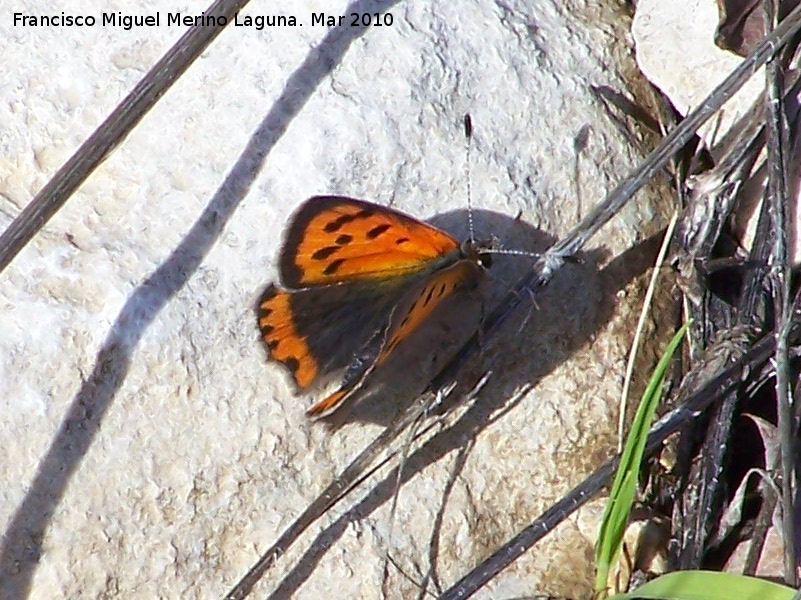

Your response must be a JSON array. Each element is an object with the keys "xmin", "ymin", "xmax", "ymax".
[{"xmin": 1, "ymin": 1, "xmax": 670, "ymax": 598}]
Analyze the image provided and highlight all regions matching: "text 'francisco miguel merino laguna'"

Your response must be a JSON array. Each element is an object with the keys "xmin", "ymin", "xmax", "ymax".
[{"xmin": 13, "ymin": 12, "xmax": 299, "ymax": 30}]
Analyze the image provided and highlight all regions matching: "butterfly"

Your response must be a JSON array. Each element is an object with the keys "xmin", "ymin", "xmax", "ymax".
[{"xmin": 256, "ymin": 195, "xmax": 492, "ymax": 418}]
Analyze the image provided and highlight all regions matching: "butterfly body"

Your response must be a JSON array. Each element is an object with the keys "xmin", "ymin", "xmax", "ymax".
[{"xmin": 257, "ymin": 196, "xmax": 490, "ymax": 417}]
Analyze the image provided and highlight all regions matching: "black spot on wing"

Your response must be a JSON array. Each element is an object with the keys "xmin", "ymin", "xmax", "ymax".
[
  {"xmin": 323, "ymin": 214, "xmax": 355, "ymax": 232},
  {"xmin": 336, "ymin": 234, "xmax": 353, "ymax": 245},
  {"xmin": 323, "ymin": 209, "xmax": 374, "ymax": 232},
  {"xmin": 323, "ymin": 258, "xmax": 346, "ymax": 275},
  {"xmin": 395, "ymin": 237, "xmax": 410, "ymax": 245},
  {"xmin": 366, "ymin": 223, "xmax": 391, "ymax": 239},
  {"xmin": 311, "ymin": 246, "xmax": 339, "ymax": 260},
  {"xmin": 284, "ymin": 356, "xmax": 300, "ymax": 375}
]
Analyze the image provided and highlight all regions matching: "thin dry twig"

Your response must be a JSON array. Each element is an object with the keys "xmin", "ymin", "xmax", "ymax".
[
  {"xmin": 381, "ymin": 404, "xmax": 430, "ymax": 597},
  {"xmin": 763, "ymin": 0, "xmax": 797, "ymax": 585},
  {"xmin": 617, "ymin": 211, "xmax": 679, "ymax": 452}
]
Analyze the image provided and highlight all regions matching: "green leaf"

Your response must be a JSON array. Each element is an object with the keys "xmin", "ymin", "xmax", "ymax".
[
  {"xmin": 606, "ymin": 570, "xmax": 796, "ymax": 600},
  {"xmin": 595, "ymin": 321, "xmax": 690, "ymax": 595}
]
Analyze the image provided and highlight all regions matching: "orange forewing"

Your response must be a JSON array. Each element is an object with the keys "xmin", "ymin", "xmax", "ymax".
[
  {"xmin": 280, "ymin": 196, "xmax": 460, "ymax": 287},
  {"xmin": 257, "ymin": 195, "xmax": 487, "ymax": 417}
]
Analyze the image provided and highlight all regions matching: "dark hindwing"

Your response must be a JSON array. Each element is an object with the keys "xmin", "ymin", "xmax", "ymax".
[
  {"xmin": 256, "ymin": 277, "xmax": 407, "ymax": 389},
  {"xmin": 304, "ymin": 259, "xmax": 484, "ymax": 417}
]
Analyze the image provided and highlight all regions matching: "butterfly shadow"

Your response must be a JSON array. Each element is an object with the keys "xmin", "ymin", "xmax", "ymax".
[
  {"xmin": 255, "ymin": 211, "xmax": 667, "ymax": 598},
  {"xmin": 320, "ymin": 207, "xmax": 611, "ymax": 428}
]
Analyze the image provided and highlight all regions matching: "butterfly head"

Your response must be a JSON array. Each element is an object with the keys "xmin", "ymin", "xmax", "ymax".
[
  {"xmin": 460, "ymin": 237, "xmax": 494, "ymax": 269},
  {"xmin": 463, "ymin": 233, "xmax": 546, "ymax": 266}
]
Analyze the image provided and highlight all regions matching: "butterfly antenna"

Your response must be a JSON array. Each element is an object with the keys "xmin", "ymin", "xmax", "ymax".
[
  {"xmin": 488, "ymin": 248, "xmax": 542, "ymax": 259},
  {"xmin": 463, "ymin": 113, "xmax": 476, "ymax": 243},
  {"xmin": 487, "ymin": 247, "xmax": 584, "ymax": 267}
]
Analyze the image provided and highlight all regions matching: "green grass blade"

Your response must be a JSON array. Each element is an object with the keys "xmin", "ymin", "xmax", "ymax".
[{"xmin": 595, "ymin": 321, "xmax": 690, "ymax": 594}]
